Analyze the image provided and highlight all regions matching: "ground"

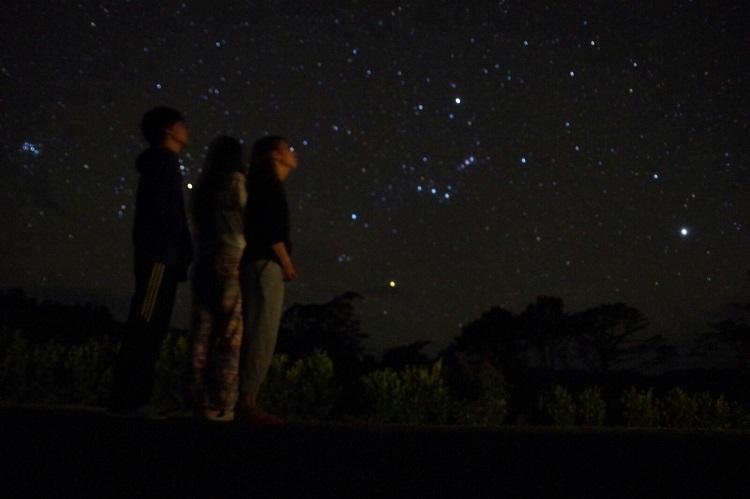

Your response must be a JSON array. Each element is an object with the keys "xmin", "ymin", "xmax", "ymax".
[{"xmin": 2, "ymin": 404, "xmax": 749, "ymax": 497}]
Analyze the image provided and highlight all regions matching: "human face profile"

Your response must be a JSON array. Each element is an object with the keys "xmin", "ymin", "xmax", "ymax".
[
  {"xmin": 165, "ymin": 120, "xmax": 190, "ymax": 151},
  {"xmin": 273, "ymin": 140, "xmax": 298, "ymax": 180}
]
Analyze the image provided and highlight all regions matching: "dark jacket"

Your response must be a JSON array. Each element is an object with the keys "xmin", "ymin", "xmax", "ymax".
[{"xmin": 132, "ymin": 147, "xmax": 194, "ymax": 280}]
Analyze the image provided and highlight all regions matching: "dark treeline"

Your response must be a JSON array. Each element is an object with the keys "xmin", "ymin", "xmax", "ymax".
[
  {"xmin": 2, "ymin": 287, "xmax": 749, "ymax": 423},
  {"xmin": 273, "ymin": 292, "xmax": 750, "ymax": 422},
  {"xmin": 442, "ymin": 297, "xmax": 750, "ymax": 423},
  {"xmin": 0, "ymin": 288, "xmax": 124, "ymax": 346}
]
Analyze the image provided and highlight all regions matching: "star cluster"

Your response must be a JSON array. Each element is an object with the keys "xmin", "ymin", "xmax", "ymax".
[{"xmin": 1, "ymin": 1, "xmax": 747, "ymax": 355}]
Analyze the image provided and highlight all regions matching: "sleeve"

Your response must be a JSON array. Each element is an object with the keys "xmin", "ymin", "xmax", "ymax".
[{"xmin": 234, "ymin": 175, "xmax": 247, "ymax": 219}]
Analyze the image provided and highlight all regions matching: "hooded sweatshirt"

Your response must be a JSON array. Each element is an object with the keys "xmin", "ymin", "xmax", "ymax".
[{"xmin": 132, "ymin": 147, "xmax": 194, "ymax": 280}]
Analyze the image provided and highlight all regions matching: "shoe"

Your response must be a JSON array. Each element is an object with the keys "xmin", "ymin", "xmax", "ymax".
[
  {"xmin": 234, "ymin": 408, "xmax": 284, "ymax": 426},
  {"xmin": 200, "ymin": 408, "xmax": 235, "ymax": 422}
]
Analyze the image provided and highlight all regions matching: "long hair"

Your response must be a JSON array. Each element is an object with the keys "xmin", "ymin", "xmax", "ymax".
[
  {"xmin": 192, "ymin": 135, "xmax": 244, "ymax": 230},
  {"xmin": 248, "ymin": 135, "xmax": 286, "ymax": 183},
  {"xmin": 204, "ymin": 135, "xmax": 244, "ymax": 176}
]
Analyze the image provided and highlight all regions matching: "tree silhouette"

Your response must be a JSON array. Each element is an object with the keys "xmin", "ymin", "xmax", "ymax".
[
  {"xmin": 381, "ymin": 341, "xmax": 431, "ymax": 370},
  {"xmin": 277, "ymin": 291, "xmax": 366, "ymax": 365},
  {"xmin": 446, "ymin": 296, "xmax": 675, "ymax": 374},
  {"xmin": 448, "ymin": 297, "xmax": 576, "ymax": 371},
  {"xmin": 572, "ymin": 303, "xmax": 674, "ymax": 373},
  {"xmin": 447, "ymin": 305, "xmax": 525, "ymax": 370},
  {"xmin": 692, "ymin": 302, "xmax": 750, "ymax": 371},
  {"xmin": 522, "ymin": 296, "xmax": 573, "ymax": 370},
  {"xmin": 0, "ymin": 287, "xmax": 118, "ymax": 345}
]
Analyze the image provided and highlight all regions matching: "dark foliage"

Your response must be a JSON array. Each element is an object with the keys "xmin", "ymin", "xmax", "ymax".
[
  {"xmin": 524, "ymin": 296, "xmax": 573, "ymax": 370},
  {"xmin": 445, "ymin": 296, "xmax": 676, "ymax": 374},
  {"xmin": 275, "ymin": 291, "xmax": 372, "ymax": 417},
  {"xmin": 691, "ymin": 302, "xmax": 750, "ymax": 371},
  {"xmin": 449, "ymin": 305, "xmax": 526, "ymax": 370},
  {"xmin": 0, "ymin": 288, "xmax": 121, "ymax": 346},
  {"xmin": 573, "ymin": 303, "xmax": 676, "ymax": 373},
  {"xmin": 380, "ymin": 341, "xmax": 431, "ymax": 370},
  {"xmin": 277, "ymin": 291, "xmax": 367, "ymax": 363}
]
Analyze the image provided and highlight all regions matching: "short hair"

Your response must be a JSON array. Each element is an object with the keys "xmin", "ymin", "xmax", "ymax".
[{"xmin": 140, "ymin": 106, "xmax": 185, "ymax": 147}]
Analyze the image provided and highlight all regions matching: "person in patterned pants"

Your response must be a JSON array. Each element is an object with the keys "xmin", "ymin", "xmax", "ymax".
[{"xmin": 189, "ymin": 136, "xmax": 247, "ymax": 421}]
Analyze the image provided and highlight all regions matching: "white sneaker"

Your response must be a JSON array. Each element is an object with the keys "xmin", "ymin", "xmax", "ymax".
[{"xmin": 203, "ymin": 409, "xmax": 234, "ymax": 422}]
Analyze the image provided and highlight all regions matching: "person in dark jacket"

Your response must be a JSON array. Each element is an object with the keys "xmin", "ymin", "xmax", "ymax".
[
  {"xmin": 234, "ymin": 135, "xmax": 298, "ymax": 425},
  {"xmin": 108, "ymin": 106, "xmax": 194, "ymax": 417}
]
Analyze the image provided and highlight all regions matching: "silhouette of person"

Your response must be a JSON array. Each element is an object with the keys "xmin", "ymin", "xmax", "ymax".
[
  {"xmin": 189, "ymin": 135, "xmax": 247, "ymax": 421},
  {"xmin": 234, "ymin": 136, "xmax": 298, "ymax": 424},
  {"xmin": 108, "ymin": 106, "xmax": 194, "ymax": 417}
]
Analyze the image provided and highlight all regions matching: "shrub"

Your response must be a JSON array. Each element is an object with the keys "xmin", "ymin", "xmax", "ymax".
[
  {"xmin": 360, "ymin": 367, "xmax": 401, "ymax": 422},
  {"xmin": 0, "ymin": 330, "xmax": 31, "ymax": 401},
  {"xmin": 0, "ymin": 330, "xmax": 115, "ymax": 406},
  {"xmin": 621, "ymin": 387, "xmax": 658, "ymax": 428},
  {"xmin": 663, "ymin": 387, "xmax": 694, "ymax": 428},
  {"xmin": 663, "ymin": 388, "xmax": 732, "ymax": 429},
  {"xmin": 153, "ymin": 331, "xmax": 191, "ymax": 411},
  {"xmin": 578, "ymin": 386, "xmax": 606, "ymax": 427},
  {"xmin": 258, "ymin": 353, "xmax": 291, "ymax": 413},
  {"xmin": 260, "ymin": 350, "xmax": 340, "ymax": 421},
  {"xmin": 56, "ymin": 339, "xmax": 112, "ymax": 405},
  {"xmin": 692, "ymin": 391, "xmax": 731, "ymax": 429},
  {"xmin": 706, "ymin": 395, "xmax": 731, "ymax": 430},
  {"xmin": 26, "ymin": 341, "xmax": 59, "ymax": 403},
  {"xmin": 733, "ymin": 402, "xmax": 750, "ymax": 430},
  {"xmin": 361, "ymin": 360, "xmax": 450, "ymax": 424},
  {"xmin": 450, "ymin": 361, "xmax": 508, "ymax": 427},
  {"xmin": 547, "ymin": 386, "xmax": 575, "ymax": 428}
]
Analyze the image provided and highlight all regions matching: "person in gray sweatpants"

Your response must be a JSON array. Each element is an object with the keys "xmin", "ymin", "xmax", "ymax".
[{"xmin": 235, "ymin": 135, "xmax": 298, "ymax": 424}]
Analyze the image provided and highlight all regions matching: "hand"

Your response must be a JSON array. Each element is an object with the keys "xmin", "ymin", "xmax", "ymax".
[
  {"xmin": 282, "ymin": 263, "xmax": 298, "ymax": 282},
  {"xmin": 271, "ymin": 242, "xmax": 297, "ymax": 281}
]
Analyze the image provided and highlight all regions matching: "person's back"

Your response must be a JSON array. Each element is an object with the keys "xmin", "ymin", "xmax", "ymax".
[
  {"xmin": 189, "ymin": 135, "xmax": 246, "ymax": 421},
  {"xmin": 133, "ymin": 146, "xmax": 193, "ymax": 278},
  {"xmin": 242, "ymin": 171, "xmax": 290, "ymax": 264},
  {"xmin": 193, "ymin": 171, "xmax": 246, "ymax": 258},
  {"xmin": 108, "ymin": 106, "xmax": 192, "ymax": 417}
]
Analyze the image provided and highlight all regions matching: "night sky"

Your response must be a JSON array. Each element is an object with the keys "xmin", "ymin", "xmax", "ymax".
[{"xmin": 2, "ymin": 1, "xmax": 747, "ymax": 357}]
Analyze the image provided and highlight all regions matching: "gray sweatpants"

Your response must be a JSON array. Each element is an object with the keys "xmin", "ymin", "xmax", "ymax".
[{"xmin": 238, "ymin": 260, "xmax": 285, "ymax": 395}]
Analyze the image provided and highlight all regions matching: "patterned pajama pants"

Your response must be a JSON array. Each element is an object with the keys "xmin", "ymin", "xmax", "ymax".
[{"xmin": 190, "ymin": 253, "xmax": 243, "ymax": 412}]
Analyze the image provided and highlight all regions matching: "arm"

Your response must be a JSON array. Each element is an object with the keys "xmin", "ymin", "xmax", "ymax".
[{"xmin": 272, "ymin": 241, "xmax": 297, "ymax": 281}]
